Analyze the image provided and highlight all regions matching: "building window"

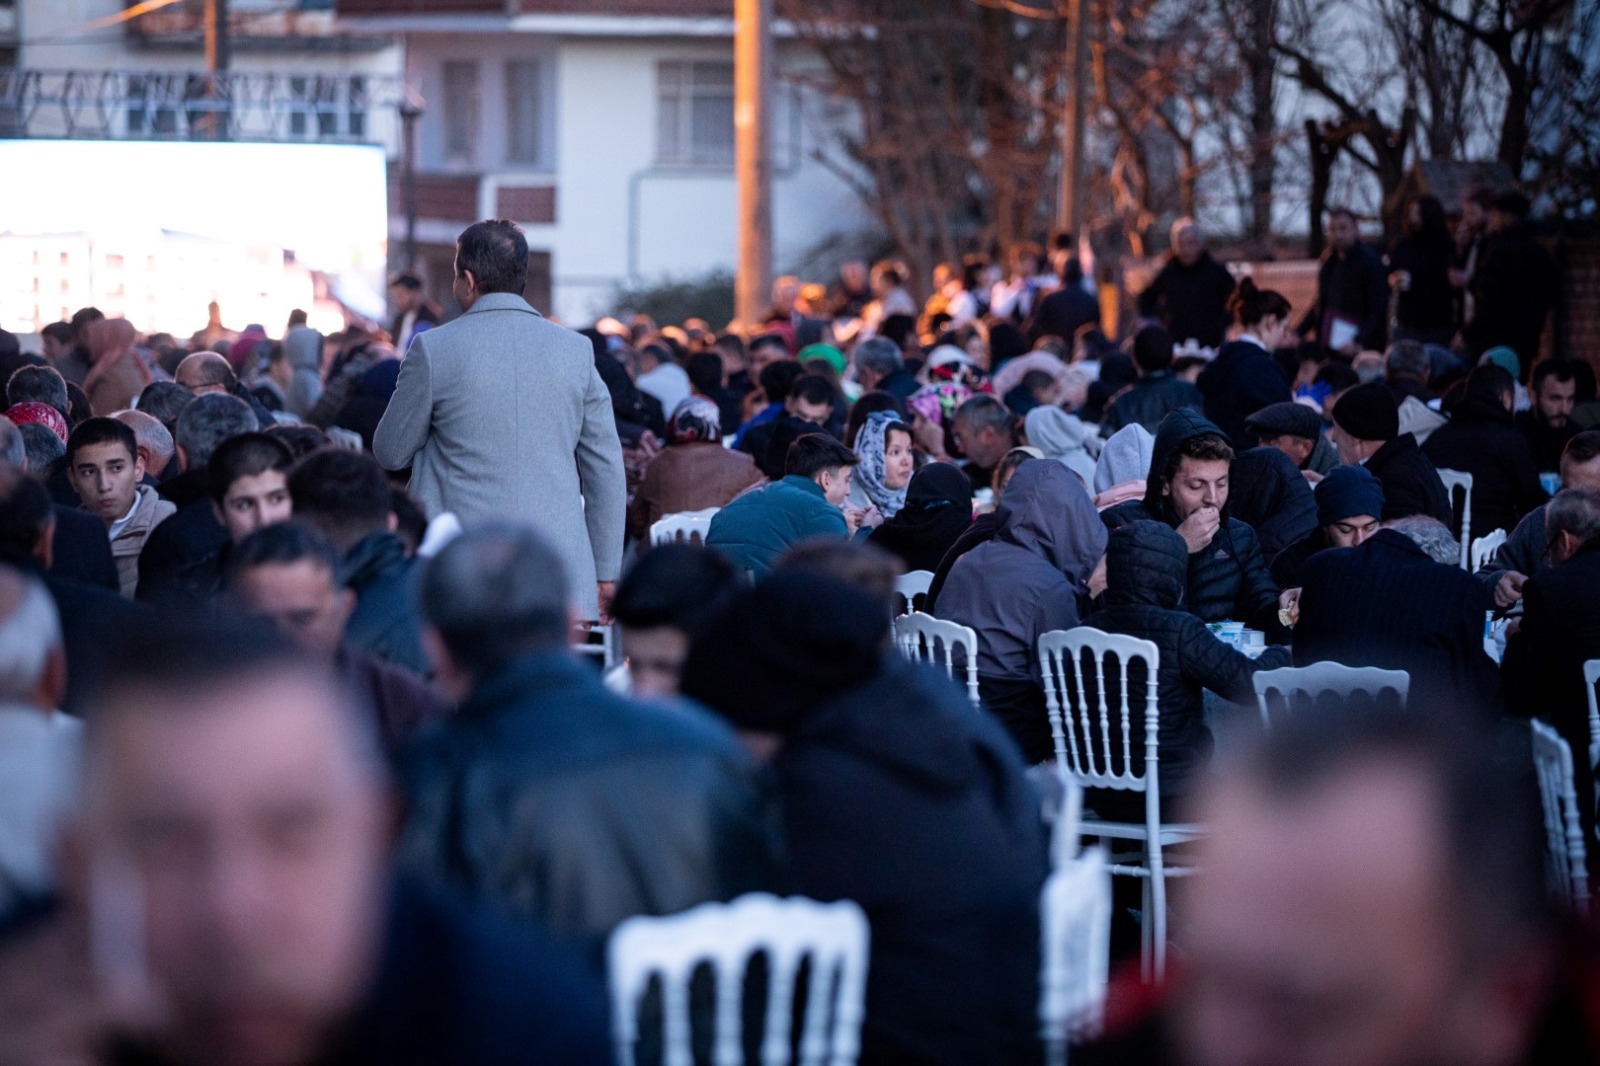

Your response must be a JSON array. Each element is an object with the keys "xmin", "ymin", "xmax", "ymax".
[
  {"xmin": 505, "ymin": 59, "xmax": 549, "ymax": 168},
  {"xmin": 441, "ymin": 60, "xmax": 480, "ymax": 167},
  {"xmin": 657, "ymin": 60, "xmax": 735, "ymax": 166}
]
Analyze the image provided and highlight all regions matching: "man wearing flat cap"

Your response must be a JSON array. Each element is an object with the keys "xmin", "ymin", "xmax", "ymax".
[
  {"xmin": 1270, "ymin": 464, "xmax": 1385, "ymax": 588},
  {"xmin": 1327, "ymin": 382, "xmax": 1452, "ymax": 526},
  {"xmin": 1244, "ymin": 400, "xmax": 1340, "ymax": 481}
]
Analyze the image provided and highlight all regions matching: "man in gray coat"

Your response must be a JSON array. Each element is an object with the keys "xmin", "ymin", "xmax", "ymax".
[{"xmin": 374, "ymin": 220, "xmax": 625, "ymax": 621}]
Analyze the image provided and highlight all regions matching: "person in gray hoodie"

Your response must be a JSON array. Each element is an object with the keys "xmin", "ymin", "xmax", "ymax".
[
  {"xmin": 937, "ymin": 460, "xmax": 1107, "ymax": 762},
  {"xmin": 282, "ymin": 313, "xmax": 324, "ymax": 419}
]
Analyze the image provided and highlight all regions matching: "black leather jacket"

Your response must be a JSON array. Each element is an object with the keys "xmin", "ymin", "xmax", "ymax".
[{"xmin": 399, "ymin": 651, "xmax": 780, "ymax": 964}]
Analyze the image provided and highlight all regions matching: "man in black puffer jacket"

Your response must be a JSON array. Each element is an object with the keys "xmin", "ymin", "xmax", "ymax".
[
  {"xmin": 1423, "ymin": 363, "xmax": 1548, "ymax": 541},
  {"xmin": 1083, "ymin": 521, "xmax": 1289, "ymax": 814},
  {"xmin": 1102, "ymin": 409, "xmax": 1283, "ymax": 634}
]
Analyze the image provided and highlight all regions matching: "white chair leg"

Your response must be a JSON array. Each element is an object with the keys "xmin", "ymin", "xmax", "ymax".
[
  {"xmin": 1149, "ymin": 847, "xmax": 1169, "ymax": 984},
  {"xmin": 1139, "ymin": 863, "xmax": 1154, "ymax": 983}
]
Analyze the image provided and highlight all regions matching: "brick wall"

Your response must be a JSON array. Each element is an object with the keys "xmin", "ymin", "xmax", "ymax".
[{"xmin": 1560, "ymin": 237, "xmax": 1600, "ymax": 367}]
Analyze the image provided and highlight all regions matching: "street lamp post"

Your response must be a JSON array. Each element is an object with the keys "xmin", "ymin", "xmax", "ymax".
[
  {"xmin": 734, "ymin": 0, "xmax": 773, "ymax": 328},
  {"xmin": 399, "ymin": 92, "xmax": 424, "ymax": 270}
]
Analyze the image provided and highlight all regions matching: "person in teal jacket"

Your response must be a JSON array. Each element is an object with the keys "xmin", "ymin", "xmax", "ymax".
[{"xmin": 706, "ymin": 433, "xmax": 856, "ymax": 577}]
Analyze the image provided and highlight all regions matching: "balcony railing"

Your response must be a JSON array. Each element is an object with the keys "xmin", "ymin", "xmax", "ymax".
[{"xmin": 0, "ymin": 68, "xmax": 409, "ymax": 146}]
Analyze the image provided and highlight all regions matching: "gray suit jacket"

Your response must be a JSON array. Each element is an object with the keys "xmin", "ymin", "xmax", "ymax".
[{"xmin": 373, "ymin": 293, "xmax": 625, "ymax": 616}]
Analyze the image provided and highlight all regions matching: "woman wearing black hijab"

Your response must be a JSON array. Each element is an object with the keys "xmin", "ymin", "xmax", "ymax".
[{"xmin": 868, "ymin": 462, "xmax": 974, "ymax": 573}]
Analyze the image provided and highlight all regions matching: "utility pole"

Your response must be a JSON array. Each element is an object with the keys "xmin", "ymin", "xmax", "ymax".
[
  {"xmin": 203, "ymin": 0, "xmax": 230, "ymax": 139},
  {"xmin": 400, "ymin": 93, "xmax": 424, "ymax": 269},
  {"xmin": 734, "ymin": 0, "xmax": 773, "ymax": 327},
  {"xmin": 1056, "ymin": 0, "xmax": 1087, "ymax": 238}
]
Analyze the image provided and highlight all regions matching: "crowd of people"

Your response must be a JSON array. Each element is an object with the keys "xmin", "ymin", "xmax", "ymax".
[{"xmin": 0, "ymin": 195, "xmax": 1595, "ymax": 1066}]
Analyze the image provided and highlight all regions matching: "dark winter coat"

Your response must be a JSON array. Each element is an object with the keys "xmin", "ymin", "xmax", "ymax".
[
  {"xmin": 867, "ymin": 462, "xmax": 973, "ymax": 574},
  {"xmin": 50, "ymin": 505, "xmax": 118, "ymax": 593},
  {"xmin": 1364, "ymin": 432, "xmax": 1453, "ymax": 526},
  {"xmin": 1083, "ymin": 522, "xmax": 1290, "ymax": 801},
  {"xmin": 1197, "ymin": 339, "xmax": 1292, "ymax": 451},
  {"xmin": 1294, "ymin": 528, "xmax": 1499, "ymax": 714},
  {"xmin": 1423, "ymin": 391, "xmax": 1547, "ymax": 541},
  {"xmin": 341, "ymin": 531, "xmax": 430, "ymax": 677},
  {"xmin": 705, "ymin": 474, "xmax": 849, "ymax": 578},
  {"xmin": 135, "ymin": 499, "xmax": 229, "ymax": 610},
  {"xmin": 1502, "ymin": 536, "xmax": 1600, "ymax": 856},
  {"xmin": 1515, "ymin": 409, "xmax": 1575, "ymax": 477},
  {"xmin": 399, "ymin": 651, "xmax": 778, "ymax": 966},
  {"xmin": 1024, "ymin": 284, "xmax": 1101, "ymax": 347},
  {"xmin": 1300, "ymin": 241, "xmax": 1390, "ymax": 353},
  {"xmin": 937, "ymin": 461, "xmax": 1107, "ymax": 762},
  {"xmin": 1466, "ymin": 226, "xmax": 1558, "ymax": 371},
  {"xmin": 1227, "ymin": 447, "xmax": 1318, "ymax": 558},
  {"xmin": 1099, "ymin": 371, "xmax": 1204, "ymax": 437},
  {"xmin": 1388, "ymin": 233, "xmax": 1457, "ymax": 335},
  {"xmin": 1101, "ymin": 410, "xmax": 1282, "ymax": 633},
  {"xmin": 1135, "ymin": 250, "xmax": 1236, "ymax": 348},
  {"xmin": 1270, "ymin": 527, "xmax": 1331, "ymax": 590},
  {"xmin": 771, "ymin": 656, "xmax": 1048, "ymax": 1065}
]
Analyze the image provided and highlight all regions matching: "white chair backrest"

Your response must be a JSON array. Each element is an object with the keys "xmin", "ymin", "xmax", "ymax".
[
  {"xmin": 1529, "ymin": 720, "xmax": 1592, "ymax": 917},
  {"xmin": 1252, "ymin": 662, "xmax": 1410, "ymax": 727},
  {"xmin": 892, "ymin": 570, "xmax": 934, "ymax": 616},
  {"xmin": 608, "ymin": 893, "xmax": 870, "ymax": 1066},
  {"xmin": 1470, "ymin": 528, "xmax": 1507, "ymax": 572},
  {"xmin": 1040, "ymin": 845, "xmax": 1113, "ymax": 1065},
  {"xmin": 893, "ymin": 612, "xmax": 980, "ymax": 707},
  {"xmin": 1585, "ymin": 659, "xmax": 1600, "ymax": 779},
  {"xmin": 650, "ymin": 508, "xmax": 720, "ymax": 547},
  {"xmin": 1038, "ymin": 627, "xmax": 1160, "ymax": 792},
  {"xmin": 1436, "ymin": 468, "xmax": 1474, "ymax": 568}
]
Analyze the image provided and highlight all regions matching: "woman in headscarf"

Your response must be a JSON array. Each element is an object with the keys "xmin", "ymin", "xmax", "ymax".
[
  {"xmin": 627, "ymin": 395, "xmax": 764, "ymax": 547},
  {"xmin": 82, "ymin": 318, "xmax": 152, "ymax": 417},
  {"xmin": 868, "ymin": 462, "xmax": 973, "ymax": 574},
  {"xmin": 846, "ymin": 410, "xmax": 914, "ymax": 525},
  {"xmin": 1023, "ymin": 405, "xmax": 1099, "ymax": 488}
]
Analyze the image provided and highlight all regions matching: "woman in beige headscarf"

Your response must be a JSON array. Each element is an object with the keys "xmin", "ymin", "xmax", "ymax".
[{"xmin": 82, "ymin": 318, "xmax": 152, "ymax": 416}]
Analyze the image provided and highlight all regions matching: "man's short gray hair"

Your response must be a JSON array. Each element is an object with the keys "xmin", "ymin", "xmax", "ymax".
[
  {"xmin": 952, "ymin": 393, "xmax": 1016, "ymax": 437},
  {"xmin": 1546, "ymin": 487, "xmax": 1600, "ymax": 546},
  {"xmin": 0, "ymin": 571, "xmax": 61, "ymax": 704},
  {"xmin": 1385, "ymin": 340, "xmax": 1429, "ymax": 383},
  {"xmin": 0, "ymin": 421, "xmax": 23, "ymax": 469},
  {"xmin": 175, "ymin": 393, "xmax": 257, "ymax": 469},
  {"xmin": 854, "ymin": 337, "xmax": 903, "ymax": 380},
  {"xmin": 113, "ymin": 410, "xmax": 175, "ymax": 470},
  {"xmin": 18, "ymin": 423, "xmax": 64, "ymax": 476},
  {"xmin": 1384, "ymin": 515, "xmax": 1459, "ymax": 565},
  {"xmin": 419, "ymin": 524, "xmax": 570, "ymax": 677}
]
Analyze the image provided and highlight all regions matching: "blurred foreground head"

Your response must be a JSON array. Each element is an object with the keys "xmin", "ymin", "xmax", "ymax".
[
  {"xmin": 75, "ymin": 618, "xmax": 388, "ymax": 1066},
  {"xmin": 1173, "ymin": 706, "xmax": 1559, "ymax": 1066}
]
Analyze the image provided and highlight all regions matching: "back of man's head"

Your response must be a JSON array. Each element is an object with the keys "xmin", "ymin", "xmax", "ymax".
[
  {"xmin": 0, "ymin": 566, "xmax": 62, "ymax": 710},
  {"xmin": 287, "ymin": 449, "xmax": 391, "ymax": 552},
  {"xmin": 777, "ymin": 539, "xmax": 903, "ymax": 626},
  {"xmin": 8, "ymin": 365, "xmax": 68, "ymax": 417},
  {"xmin": 1132, "ymin": 325, "xmax": 1175, "ymax": 374},
  {"xmin": 208, "ymin": 433, "xmax": 295, "ymax": 506},
  {"xmin": 175, "ymin": 351, "xmax": 236, "ymax": 393},
  {"xmin": 854, "ymin": 337, "xmax": 903, "ymax": 381},
  {"xmin": 419, "ymin": 524, "xmax": 570, "ymax": 679},
  {"xmin": 758, "ymin": 360, "xmax": 803, "ymax": 405},
  {"xmin": 686, "ymin": 351, "xmax": 724, "ymax": 396},
  {"xmin": 613, "ymin": 543, "xmax": 739, "ymax": 638},
  {"xmin": 17, "ymin": 423, "xmax": 63, "ymax": 477},
  {"xmin": 0, "ymin": 420, "xmax": 23, "ymax": 470},
  {"xmin": 953, "ymin": 394, "xmax": 1014, "ymax": 437},
  {"xmin": 1466, "ymin": 363, "xmax": 1516, "ymax": 408},
  {"xmin": 136, "ymin": 380, "xmax": 196, "ymax": 434},
  {"xmin": 785, "ymin": 433, "xmax": 857, "ymax": 480},
  {"xmin": 1385, "ymin": 339, "xmax": 1430, "ymax": 383},
  {"xmin": 175, "ymin": 393, "xmax": 257, "ymax": 470},
  {"xmin": 455, "ymin": 219, "xmax": 529, "ymax": 296},
  {"xmin": 113, "ymin": 409, "xmax": 174, "ymax": 470},
  {"xmin": 1546, "ymin": 487, "xmax": 1600, "ymax": 545},
  {"xmin": 1562, "ymin": 431, "xmax": 1600, "ymax": 484},
  {"xmin": 1384, "ymin": 514, "xmax": 1459, "ymax": 564}
]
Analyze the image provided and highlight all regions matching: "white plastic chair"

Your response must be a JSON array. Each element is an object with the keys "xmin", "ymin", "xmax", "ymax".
[
  {"xmin": 1437, "ymin": 468, "xmax": 1474, "ymax": 569},
  {"xmin": 893, "ymin": 613, "xmax": 981, "ymax": 707},
  {"xmin": 608, "ymin": 892, "xmax": 870, "ymax": 1066},
  {"xmin": 1530, "ymin": 720, "xmax": 1592, "ymax": 917},
  {"xmin": 650, "ymin": 508, "xmax": 720, "ymax": 547},
  {"xmin": 1251, "ymin": 662, "xmax": 1410, "ymax": 727},
  {"xmin": 1038, "ymin": 626, "xmax": 1199, "ymax": 982},
  {"xmin": 1470, "ymin": 528, "xmax": 1507, "ymax": 572},
  {"xmin": 891, "ymin": 570, "xmax": 934, "ymax": 616},
  {"xmin": 1040, "ymin": 844, "xmax": 1112, "ymax": 1066},
  {"xmin": 572, "ymin": 623, "xmax": 619, "ymax": 670}
]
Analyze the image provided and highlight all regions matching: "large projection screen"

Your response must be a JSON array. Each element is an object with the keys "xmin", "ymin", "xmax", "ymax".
[{"xmin": 0, "ymin": 140, "xmax": 388, "ymax": 337}]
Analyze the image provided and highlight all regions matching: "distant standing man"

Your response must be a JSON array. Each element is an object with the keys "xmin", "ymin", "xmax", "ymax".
[{"xmin": 374, "ymin": 220, "xmax": 626, "ymax": 622}]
